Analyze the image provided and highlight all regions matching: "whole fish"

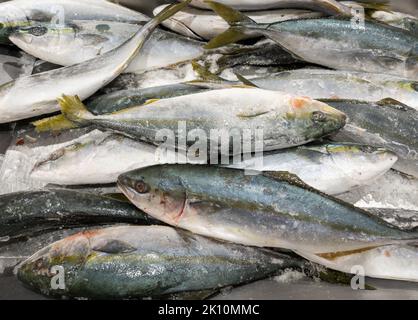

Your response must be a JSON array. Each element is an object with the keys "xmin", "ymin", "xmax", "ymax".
[
  {"xmin": 228, "ymin": 143, "xmax": 397, "ymax": 195},
  {"xmin": 0, "ymin": 0, "xmax": 149, "ymax": 40},
  {"xmin": 0, "ymin": 1, "xmax": 191, "ymax": 123},
  {"xmin": 205, "ymin": 2, "xmax": 418, "ymax": 80},
  {"xmin": 30, "ymin": 125, "xmax": 396, "ymax": 192},
  {"xmin": 17, "ymin": 225, "xmax": 303, "ymax": 299},
  {"xmin": 0, "ymin": 45, "xmax": 35, "ymax": 86},
  {"xmin": 118, "ymin": 165, "xmax": 418, "ymax": 255},
  {"xmin": 155, "ymin": 4, "xmax": 324, "ymax": 40},
  {"xmin": 326, "ymin": 99, "xmax": 418, "ymax": 178},
  {"xmin": 57, "ymin": 89, "xmax": 346, "ymax": 153},
  {"xmin": 9, "ymin": 20, "xmax": 204, "ymax": 74},
  {"xmin": 186, "ymin": 0, "xmax": 352, "ymax": 15},
  {"xmin": 296, "ymin": 245, "xmax": 418, "ymax": 283},
  {"xmin": 0, "ymin": 189, "xmax": 155, "ymax": 244},
  {"xmin": 239, "ymin": 69, "xmax": 418, "ymax": 110}
]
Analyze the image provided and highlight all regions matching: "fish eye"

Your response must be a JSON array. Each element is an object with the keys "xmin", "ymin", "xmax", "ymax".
[
  {"xmin": 311, "ymin": 111, "xmax": 326, "ymax": 123},
  {"xmin": 135, "ymin": 181, "xmax": 150, "ymax": 194},
  {"xmin": 29, "ymin": 26, "xmax": 48, "ymax": 37}
]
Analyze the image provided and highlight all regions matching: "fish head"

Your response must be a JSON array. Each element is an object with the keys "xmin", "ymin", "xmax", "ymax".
[
  {"xmin": 9, "ymin": 23, "xmax": 60, "ymax": 48},
  {"xmin": 304, "ymin": 143, "xmax": 398, "ymax": 184},
  {"xmin": 17, "ymin": 230, "xmax": 96, "ymax": 295},
  {"xmin": 118, "ymin": 165, "xmax": 187, "ymax": 225},
  {"xmin": 327, "ymin": 144, "xmax": 397, "ymax": 181},
  {"xmin": 286, "ymin": 97, "xmax": 347, "ymax": 140},
  {"xmin": 0, "ymin": 5, "xmax": 29, "ymax": 42}
]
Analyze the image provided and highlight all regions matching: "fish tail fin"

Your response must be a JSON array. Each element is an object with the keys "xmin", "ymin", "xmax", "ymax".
[
  {"xmin": 205, "ymin": 1, "xmax": 255, "ymax": 26},
  {"xmin": 204, "ymin": 1, "xmax": 257, "ymax": 49},
  {"xmin": 58, "ymin": 95, "xmax": 93, "ymax": 124},
  {"xmin": 155, "ymin": 0, "xmax": 192, "ymax": 24},
  {"xmin": 32, "ymin": 115, "xmax": 78, "ymax": 133}
]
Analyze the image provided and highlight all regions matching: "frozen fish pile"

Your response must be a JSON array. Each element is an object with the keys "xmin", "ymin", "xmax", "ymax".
[{"xmin": 0, "ymin": 0, "xmax": 417, "ymax": 299}]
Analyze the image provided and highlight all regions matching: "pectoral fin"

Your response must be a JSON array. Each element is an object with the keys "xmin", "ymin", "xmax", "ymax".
[{"xmin": 92, "ymin": 239, "xmax": 136, "ymax": 254}]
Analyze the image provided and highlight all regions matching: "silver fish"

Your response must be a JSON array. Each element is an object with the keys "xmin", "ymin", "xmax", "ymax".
[
  {"xmin": 228, "ymin": 143, "xmax": 397, "ymax": 195},
  {"xmin": 0, "ymin": 1, "xmax": 191, "ymax": 123},
  {"xmin": 17, "ymin": 225, "xmax": 302, "ymax": 299},
  {"xmin": 186, "ymin": 0, "xmax": 352, "ymax": 15},
  {"xmin": 118, "ymin": 165, "xmax": 418, "ymax": 255},
  {"xmin": 154, "ymin": 4, "xmax": 324, "ymax": 40},
  {"xmin": 31, "ymin": 131, "xmax": 160, "ymax": 185},
  {"xmin": 206, "ymin": 1, "xmax": 418, "ymax": 80},
  {"xmin": 57, "ymin": 89, "xmax": 346, "ymax": 153},
  {"xmin": 10, "ymin": 20, "xmax": 204, "ymax": 74},
  {"xmin": 30, "ymin": 128, "xmax": 395, "ymax": 193},
  {"xmin": 0, "ymin": 0, "xmax": 149, "ymax": 31},
  {"xmin": 240, "ymin": 68, "xmax": 418, "ymax": 110}
]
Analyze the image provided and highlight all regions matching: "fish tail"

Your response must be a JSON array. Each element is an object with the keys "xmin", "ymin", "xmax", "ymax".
[
  {"xmin": 155, "ymin": 0, "xmax": 192, "ymax": 24},
  {"xmin": 204, "ymin": 1, "xmax": 258, "ymax": 49},
  {"xmin": 58, "ymin": 95, "xmax": 93, "ymax": 124},
  {"xmin": 32, "ymin": 115, "xmax": 78, "ymax": 133}
]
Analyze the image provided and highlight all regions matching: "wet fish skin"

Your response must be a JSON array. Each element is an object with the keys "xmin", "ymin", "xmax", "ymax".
[
  {"xmin": 10, "ymin": 20, "xmax": 204, "ymax": 74},
  {"xmin": 210, "ymin": 39, "xmax": 305, "ymax": 73},
  {"xmin": 187, "ymin": 0, "xmax": 352, "ymax": 15},
  {"xmin": 118, "ymin": 165, "xmax": 418, "ymax": 255},
  {"xmin": 341, "ymin": 1, "xmax": 418, "ymax": 35},
  {"xmin": 326, "ymin": 99, "xmax": 418, "ymax": 178},
  {"xmin": 33, "ymin": 83, "xmax": 212, "ymax": 132},
  {"xmin": 0, "ymin": 189, "xmax": 155, "ymax": 244},
  {"xmin": 244, "ymin": 69, "xmax": 418, "ymax": 110},
  {"xmin": 206, "ymin": 2, "xmax": 418, "ymax": 80},
  {"xmin": 0, "ymin": 227, "xmax": 90, "ymax": 275},
  {"xmin": 296, "ymin": 245, "xmax": 418, "ymax": 283},
  {"xmin": 17, "ymin": 225, "xmax": 303, "ymax": 299},
  {"xmin": 155, "ymin": 4, "xmax": 324, "ymax": 40},
  {"xmin": 30, "ymin": 125, "xmax": 395, "ymax": 190},
  {"xmin": 58, "ymin": 89, "xmax": 347, "ymax": 153},
  {"xmin": 228, "ymin": 143, "xmax": 397, "ymax": 195},
  {"xmin": 30, "ymin": 131, "xmax": 160, "ymax": 185},
  {"xmin": 0, "ymin": 0, "xmax": 149, "ymax": 38},
  {"xmin": 0, "ymin": 1, "xmax": 191, "ymax": 123}
]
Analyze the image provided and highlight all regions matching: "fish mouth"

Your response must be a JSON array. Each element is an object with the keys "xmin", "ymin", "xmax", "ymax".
[{"xmin": 117, "ymin": 180, "xmax": 136, "ymax": 202}]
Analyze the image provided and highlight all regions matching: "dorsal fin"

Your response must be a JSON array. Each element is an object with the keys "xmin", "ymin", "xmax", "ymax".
[
  {"xmin": 263, "ymin": 171, "xmax": 316, "ymax": 192},
  {"xmin": 376, "ymin": 98, "xmax": 415, "ymax": 112}
]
